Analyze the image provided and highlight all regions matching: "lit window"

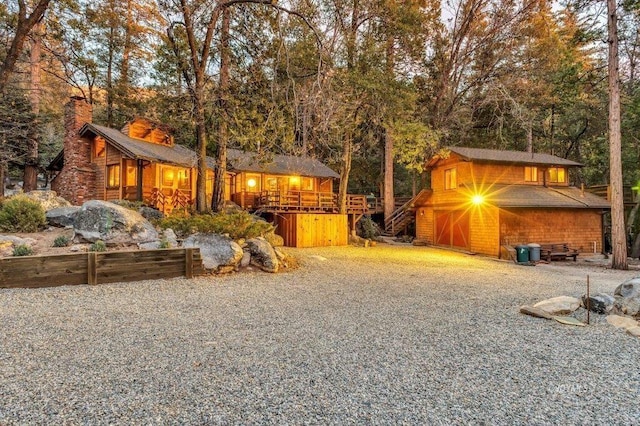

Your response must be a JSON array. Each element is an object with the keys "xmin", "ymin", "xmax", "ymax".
[
  {"xmin": 162, "ymin": 168, "xmax": 175, "ymax": 186},
  {"xmin": 177, "ymin": 169, "xmax": 190, "ymax": 189},
  {"xmin": 444, "ymin": 168, "xmax": 457, "ymax": 190},
  {"xmin": 106, "ymin": 164, "xmax": 120, "ymax": 188},
  {"xmin": 549, "ymin": 167, "xmax": 566, "ymax": 183},
  {"xmin": 301, "ymin": 177, "xmax": 314, "ymax": 191},
  {"xmin": 266, "ymin": 177, "xmax": 278, "ymax": 191},
  {"xmin": 246, "ymin": 174, "xmax": 261, "ymax": 191},
  {"xmin": 524, "ymin": 166, "xmax": 538, "ymax": 182},
  {"xmin": 289, "ymin": 176, "xmax": 300, "ymax": 191}
]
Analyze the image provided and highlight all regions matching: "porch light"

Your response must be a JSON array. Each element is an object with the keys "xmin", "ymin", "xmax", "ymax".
[
  {"xmin": 471, "ymin": 194, "xmax": 484, "ymax": 205},
  {"xmin": 247, "ymin": 178, "xmax": 257, "ymax": 188},
  {"xmin": 290, "ymin": 176, "xmax": 300, "ymax": 184}
]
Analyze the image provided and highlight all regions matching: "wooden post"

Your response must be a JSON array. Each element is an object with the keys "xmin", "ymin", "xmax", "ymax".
[
  {"xmin": 136, "ymin": 160, "xmax": 143, "ymax": 201},
  {"xmin": 185, "ymin": 248, "xmax": 194, "ymax": 279},
  {"xmin": 88, "ymin": 252, "xmax": 98, "ymax": 285}
]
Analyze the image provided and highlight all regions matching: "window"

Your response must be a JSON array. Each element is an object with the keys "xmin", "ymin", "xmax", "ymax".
[
  {"xmin": 106, "ymin": 164, "xmax": 120, "ymax": 188},
  {"xmin": 246, "ymin": 174, "xmax": 261, "ymax": 192},
  {"xmin": 444, "ymin": 168, "xmax": 457, "ymax": 190},
  {"xmin": 301, "ymin": 177, "xmax": 314, "ymax": 191},
  {"xmin": 177, "ymin": 169, "xmax": 190, "ymax": 189},
  {"xmin": 289, "ymin": 176, "xmax": 301, "ymax": 191},
  {"xmin": 266, "ymin": 177, "xmax": 279, "ymax": 192},
  {"xmin": 548, "ymin": 167, "xmax": 566, "ymax": 183},
  {"xmin": 524, "ymin": 166, "xmax": 538, "ymax": 182},
  {"xmin": 162, "ymin": 168, "xmax": 175, "ymax": 186},
  {"xmin": 125, "ymin": 165, "xmax": 137, "ymax": 186}
]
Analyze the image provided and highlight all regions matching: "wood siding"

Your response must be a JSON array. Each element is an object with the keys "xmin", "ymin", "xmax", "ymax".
[
  {"xmin": 274, "ymin": 213, "xmax": 348, "ymax": 247},
  {"xmin": 123, "ymin": 118, "xmax": 174, "ymax": 146},
  {"xmin": 500, "ymin": 209, "xmax": 603, "ymax": 254},
  {"xmin": 469, "ymin": 205, "xmax": 500, "ymax": 256}
]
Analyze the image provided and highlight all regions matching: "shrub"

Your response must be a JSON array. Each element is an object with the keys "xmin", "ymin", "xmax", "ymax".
[
  {"xmin": 0, "ymin": 195, "xmax": 46, "ymax": 232},
  {"xmin": 112, "ymin": 200, "xmax": 144, "ymax": 211},
  {"xmin": 13, "ymin": 244, "xmax": 34, "ymax": 256},
  {"xmin": 358, "ymin": 216, "xmax": 382, "ymax": 240},
  {"xmin": 90, "ymin": 240, "xmax": 107, "ymax": 252},
  {"xmin": 157, "ymin": 211, "xmax": 273, "ymax": 240},
  {"xmin": 53, "ymin": 235, "xmax": 70, "ymax": 247},
  {"xmin": 158, "ymin": 238, "xmax": 170, "ymax": 249}
]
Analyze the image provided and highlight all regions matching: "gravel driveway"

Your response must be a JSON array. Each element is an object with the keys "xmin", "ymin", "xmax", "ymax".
[{"xmin": 1, "ymin": 244, "xmax": 639, "ymax": 424}]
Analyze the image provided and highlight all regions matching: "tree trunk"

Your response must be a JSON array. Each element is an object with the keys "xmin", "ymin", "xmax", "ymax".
[
  {"xmin": 0, "ymin": 161, "xmax": 5, "ymax": 198},
  {"xmin": 23, "ymin": 20, "xmax": 43, "ymax": 192},
  {"xmin": 0, "ymin": 0, "xmax": 51, "ymax": 91},
  {"xmin": 383, "ymin": 129, "xmax": 394, "ymax": 221},
  {"xmin": 212, "ymin": 7, "xmax": 231, "ymax": 213},
  {"xmin": 608, "ymin": 0, "xmax": 628, "ymax": 269},
  {"xmin": 338, "ymin": 134, "xmax": 352, "ymax": 214},
  {"xmin": 194, "ymin": 92, "xmax": 208, "ymax": 213},
  {"xmin": 526, "ymin": 120, "xmax": 533, "ymax": 154}
]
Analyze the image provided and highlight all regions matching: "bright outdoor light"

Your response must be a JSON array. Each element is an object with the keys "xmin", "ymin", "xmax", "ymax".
[
  {"xmin": 247, "ymin": 178, "xmax": 257, "ymax": 188},
  {"xmin": 472, "ymin": 194, "xmax": 484, "ymax": 205}
]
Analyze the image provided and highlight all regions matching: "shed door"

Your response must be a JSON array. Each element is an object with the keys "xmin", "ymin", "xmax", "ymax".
[{"xmin": 435, "ymin": 211, "xmax": 469, "ymax": 250}]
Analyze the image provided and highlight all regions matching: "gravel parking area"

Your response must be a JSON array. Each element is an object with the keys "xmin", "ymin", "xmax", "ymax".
[{"xmin": 1, "ymin": 244, "xmax": 639, "ymax": 424}]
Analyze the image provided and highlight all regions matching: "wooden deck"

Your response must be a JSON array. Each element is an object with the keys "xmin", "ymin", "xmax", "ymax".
[{"xmin": 249, "ymin": 191, "xmax": 369, "ymax": 215}]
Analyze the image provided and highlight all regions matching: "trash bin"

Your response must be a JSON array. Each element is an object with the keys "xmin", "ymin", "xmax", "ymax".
[
  {"xmin": 528, "ymin": 243, "xmax": 541, "ymax": 262},
  {"xmin": 515, "ymin": 244, "xmax": 530, "ymax": 263}
]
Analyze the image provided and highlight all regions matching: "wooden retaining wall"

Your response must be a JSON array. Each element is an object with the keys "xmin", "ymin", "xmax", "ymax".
[
  {"xmin": 274, "ymin": 213, "xmax": 348, "ymax": 248},
  {"xmin": 0, "ymin": 248, "xmax": 204, "ymax": 289}
]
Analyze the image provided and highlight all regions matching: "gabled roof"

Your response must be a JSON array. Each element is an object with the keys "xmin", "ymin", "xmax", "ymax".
[
  {"xmin": 480, "ymin": 184, "xmax": 609, "ymax": 209},
  {"xmin": 227, "ymin": 148, "xmax": 340, "ymax": 179},
  {"xmin": 80, "ymin": 123, "xmax": 216, "ymax": 169},
  {"xmin": 50, "ymin": 122, "xmax": 339, "ymax": 178},
  {"xmin": 430, "ymin": 146, "xmax": 583, "ymax": 168}
]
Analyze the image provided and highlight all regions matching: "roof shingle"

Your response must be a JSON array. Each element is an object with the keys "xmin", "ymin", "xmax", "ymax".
[{"xmin": 446, "ymin": 146, "xmax": 583, "ymax": 167}]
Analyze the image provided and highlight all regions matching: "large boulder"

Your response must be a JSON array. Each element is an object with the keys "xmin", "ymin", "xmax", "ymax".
[
  {"xmin": 46, "ymin": 206, "xmax": 81, "ymax": 228},
  {"xmin": 73, "ymin": 200, "xmax": 158, "ymax": 244},
  {"xmin": 183, "ymin": 233, "xmax": 243, "ymax": 271},
  {"xmin": 533, "ymin": 296, "xmax": 581, "ymax": 315},
  {"xmin": 614, "ymin": 277, "xmax": 640, "ymax": 298},
  {"xmin": 614, "ymin": 295, "xmax": 640, "ymax": 318},
  {"xmin": 246, "ymin": 237, "xmax": 279, "ymax": 273},
  {"xmin": 22, "ymin": 190, "xmax": 71, "ymax": 211},
  {"xmin": 582, "ymin": 293, "xmax": 615, "ymax": 314}
]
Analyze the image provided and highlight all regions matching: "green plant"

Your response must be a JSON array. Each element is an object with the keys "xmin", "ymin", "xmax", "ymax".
[
  {"xmin": 12, "ymin": 244, "xmax": 33, "ymax": 256},
  {"xmin": 53, "ymin": 235, "xmax": 71, "ymax": 247},
  {"xmin": 358, "ymin": 216, "xmax": 382, "ymax": 240},
  {"xmin": 89, "ymin": 240, "xmax": 107, "ymax": 252},
  {"xmin": 157, "ymin": 211, "xmax": 274, "ymax": 240},
  {"xmin": 112, "ymin": 200, "xmax": 144, "ymax": 211},
  {"xmin": 0, "ymin": 195, "xmax": 46, "ymax": 232},
  {"xmin": 158, "ymin": 238, "xmax": 170, "ymax": 249}
]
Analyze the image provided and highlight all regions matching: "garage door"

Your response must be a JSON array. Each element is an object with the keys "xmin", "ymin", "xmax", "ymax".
[{"xmin": 435, "ymin": 211, "xmax": 469, "ymax": 249}]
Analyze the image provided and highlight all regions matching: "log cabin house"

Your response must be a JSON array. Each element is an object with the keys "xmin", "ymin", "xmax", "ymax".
[
  {"xmin": 48, "ymin": 97, "xmax": 366, "ymax": 247},
  {"xmin": 413, "ymin": 147, "xmax": 610, "ymax": 258}
]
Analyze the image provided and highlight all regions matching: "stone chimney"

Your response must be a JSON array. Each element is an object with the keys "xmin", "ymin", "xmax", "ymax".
[{"xmin": 51, "ymin": 97, "xmax": 96, "ymax": 205}]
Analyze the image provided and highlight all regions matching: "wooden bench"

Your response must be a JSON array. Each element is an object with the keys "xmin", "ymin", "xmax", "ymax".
[{"xmin": 539, "ymin": 243, "xmax": 579, "ymax": 262}]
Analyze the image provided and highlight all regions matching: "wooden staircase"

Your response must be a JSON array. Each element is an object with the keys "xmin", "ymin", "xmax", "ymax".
[{"xmin": 383, "ymin": 197, "xmax": 417, "ymax": 236}]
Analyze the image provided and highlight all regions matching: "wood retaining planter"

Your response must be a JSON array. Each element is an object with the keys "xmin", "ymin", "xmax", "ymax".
[{"xmin": 0, "ymin": 248, "xmax": 204, "ymax": 289}]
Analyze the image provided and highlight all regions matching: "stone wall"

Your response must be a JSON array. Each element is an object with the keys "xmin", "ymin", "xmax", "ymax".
[{"xmin": 51, "ymin": 97, "xmax": 97, "ymax": 205}]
